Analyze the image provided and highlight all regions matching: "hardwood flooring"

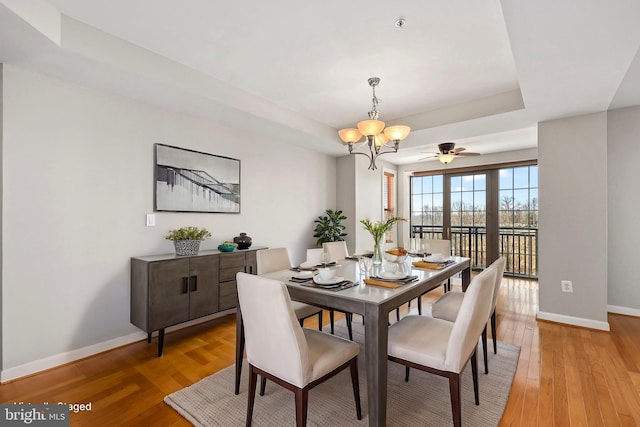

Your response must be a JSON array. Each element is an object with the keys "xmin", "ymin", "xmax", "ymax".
[{"xmin": 1, "ymin": 277, "xmax": 639, "ymax": 426}]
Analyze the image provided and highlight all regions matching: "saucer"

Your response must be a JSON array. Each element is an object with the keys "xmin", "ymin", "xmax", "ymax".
[{"xmin": 313, "ymin": 275, "xmax": 344, "ymax": 285}]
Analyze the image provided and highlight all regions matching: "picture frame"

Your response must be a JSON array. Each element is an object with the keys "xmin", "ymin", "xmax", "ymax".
[{"xmin": 154, "ymin": 143, "xmax": 240, "ymax": 213}]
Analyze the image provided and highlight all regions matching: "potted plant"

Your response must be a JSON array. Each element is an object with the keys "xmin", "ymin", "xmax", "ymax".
[
  {"xmin": 166, "ymin": 226, "xmax": 212, "ymax": 256},
  {"xmin": 313, "ymin": 209, "xmax": 347, "ymax": 247},
  {"xmin": 360, "ymin": 217, "xmax": 406, "ymax": 265}
]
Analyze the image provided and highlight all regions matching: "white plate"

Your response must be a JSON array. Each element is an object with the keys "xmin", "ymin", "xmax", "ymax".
[
  {"xmin": 379, "ymin": 271, "xmax": 408, "ymax": 280},
  {"xmin": 293, "ymin": 271, "xmax": 314, "ymax": 279},
  {"xmin": 424, "ymin": 254, "xmax": 446, "ymax": 262},
  {"xmin": 313, "ymin": 275, "xmax": 344, "ymax": 285}
]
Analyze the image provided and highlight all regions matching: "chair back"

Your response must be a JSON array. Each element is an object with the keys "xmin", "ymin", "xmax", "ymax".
[
  {"xmin": 236, "ymin": 272, "xmax": 311, "ymax": 387},
  {"xmin": 322, "ymin": 241, "xmax": 349, "ymax": 262},
  {"xmin": 422, "ymin": 239, "xmax": 451, "ymax": 256},
  {"xmin": 444, "ymin": 265, "xmax": 497, "ymax": 372},
  {"xmin": 488, "ymin": 257, "xmax": 506, "ymax": 310},
  {"xmin": 256, "ymin": 248, "xmax": 291, "ymax": 275},
  {"xmin": 305, "ymin": 248, "xmax": 324, "ymax": 266}
]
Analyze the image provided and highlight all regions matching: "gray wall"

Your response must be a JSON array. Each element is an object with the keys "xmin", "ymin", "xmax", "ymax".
[
  {"xmin": 607, "ymin": 106, "xmax": 640, "ymax": 314},
  {"xmin": 1, "ymin": 65, "xmax": 336, "ymax": 379},
  {"xmin": 537, "ymin": 112, "xmax": 609, "ymax": 329}
]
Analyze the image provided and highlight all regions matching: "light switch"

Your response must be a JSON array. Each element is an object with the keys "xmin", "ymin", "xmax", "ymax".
[{"xmin": 146, "ymin": 213, "xmax": 156, "ymax": 227}]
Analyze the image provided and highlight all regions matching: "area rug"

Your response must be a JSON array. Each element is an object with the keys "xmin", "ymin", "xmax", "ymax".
[{"xmin": 165, "ymin": 319, "xmax": 520, "ymax": 426}]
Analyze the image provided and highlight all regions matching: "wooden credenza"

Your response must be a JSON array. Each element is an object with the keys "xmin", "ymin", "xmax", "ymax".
[{"xmin": 130, "ymin": 247, "xmax": 263, "ymax": 356}]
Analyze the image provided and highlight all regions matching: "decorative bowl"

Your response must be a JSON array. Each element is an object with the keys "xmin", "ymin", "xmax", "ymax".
[{"xmin": 217, "ymin": 243, "xmax": 238, "ymax": 252}]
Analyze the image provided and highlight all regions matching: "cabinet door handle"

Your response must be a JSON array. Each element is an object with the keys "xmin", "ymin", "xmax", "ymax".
[
  {"xmin": 182, "ymin": 277, "xmax": 189, "ymax": 294},
  {"xmin": 190, "ymin": 275, "xmax": 197, "ymax": 292}
]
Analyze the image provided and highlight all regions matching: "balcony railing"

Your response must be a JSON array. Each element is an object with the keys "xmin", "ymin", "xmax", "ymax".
[{"xmin": 411, "ymin": 225, "xmax": 538, "ymax": 278}]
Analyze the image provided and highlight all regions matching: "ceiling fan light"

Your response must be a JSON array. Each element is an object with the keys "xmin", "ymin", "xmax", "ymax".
[
  {"xmin": 439, "ymin": 153, "xmax": 455, "ymax": 164},
  {"xmin": 357, "ymin": 119, "xmax": 385, "ymax": 136},
  {"xmin": 338, "ymin": 128, "xmax": 362, "ymax": 143},
  {"xmin": 383, "ymin": 125, "xmax": 411, "ymax": 141}
]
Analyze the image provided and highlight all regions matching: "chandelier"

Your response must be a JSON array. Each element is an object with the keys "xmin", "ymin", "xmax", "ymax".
[{"xmin": 338, "ymin": 77, "xmax": 411, "ymax": 170}]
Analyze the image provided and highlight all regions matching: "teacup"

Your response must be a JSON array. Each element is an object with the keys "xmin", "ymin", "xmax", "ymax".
[{"xmin": 317, "ymin": 268, "xmax": 334, "ymax": 281}]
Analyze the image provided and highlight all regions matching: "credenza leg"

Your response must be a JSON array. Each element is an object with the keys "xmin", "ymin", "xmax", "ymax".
[
  {"xmin": 157, "ymin": 329, "xmax": 165, "ymax": 357},
  {"xmin": 147, "ymin": 332, "xmax": 152, "ymax": 343}
]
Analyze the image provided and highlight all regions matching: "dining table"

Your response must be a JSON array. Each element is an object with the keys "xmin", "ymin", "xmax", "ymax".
[{"xmin": 234, "ymin": 256, "xmax": 471, "ymax": 427}]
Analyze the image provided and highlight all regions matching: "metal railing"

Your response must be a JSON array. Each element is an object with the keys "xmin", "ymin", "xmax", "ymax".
[{"xmin": 411, "ymin": 225, "xmax": 538, "ymax": 278}]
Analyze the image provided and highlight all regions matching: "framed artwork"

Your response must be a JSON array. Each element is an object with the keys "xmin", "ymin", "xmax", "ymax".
[{"xmin": 154, "ymin": 143, "xmax": 240, "ymax": 213}]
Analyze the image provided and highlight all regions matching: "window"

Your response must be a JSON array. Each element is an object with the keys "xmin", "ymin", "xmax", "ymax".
[{"xmin": 383, "ymin": 171, "xmax": 395, "ymax": 242}]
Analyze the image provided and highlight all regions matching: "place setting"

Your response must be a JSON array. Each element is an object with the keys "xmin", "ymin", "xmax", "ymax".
[{"xmin": 412, "ymin": 252, "xmax": 456, "ymax": 270}]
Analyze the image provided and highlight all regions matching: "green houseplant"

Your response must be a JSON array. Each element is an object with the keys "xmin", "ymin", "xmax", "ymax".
[
  {"xmin": 166, "ymin": 226, "xmax": 212, "ymax": 256},
  {"xmin": 360, "ymin": 217, "xmax": 406, "ymax": 265},
  {"xmin": 313, "ymin": 209, "xmax": 347, "ymax": 247}
]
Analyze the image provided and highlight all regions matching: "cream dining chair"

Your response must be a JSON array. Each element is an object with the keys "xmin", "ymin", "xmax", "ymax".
[
  {"xmin": 321, "ymin": 241, "xmax": 355, "ymax": 339},
  {"xmin": 256, "ymin": 248, "xmax": 324, "ymax": 330},
  {"xmin": 430, "ymin": 257, "xmax": 506, "ymax": 374},
  {"xmin": 236, "ymin": 273, "xmax": 362, "ymax": 427},
  {"xmin": 397, "ymin": 238, "xmax": 451, "ymax": 320},
  {"xmin": 387, "ymin": 264, "xmax": 497, "ymax": 427},
  {"xmin": 322, "ymin": 241, "xmax": 349, "ymax": 262}
]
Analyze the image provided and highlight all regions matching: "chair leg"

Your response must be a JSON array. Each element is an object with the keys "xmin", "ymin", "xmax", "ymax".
[
  {"xmin": 259, "ymin": 376, "xmax": 267, "ymax": 396},
  {"xmin": 293, "ymin": 388, "xmax": 309, "ymax": 427},
  {"xmin": 491, "ymin": 310, "xmax": 497, "ymax": 354},
  {"xmin": 330, "ymin": 309, "xmax": 335, "ymax": 334},
  {"xmin": 349, "ymin": 358, "xmax": 362, "ymax": 420},
  {"xmin": 405, "ymin": 366, "xmax": 410, "ymax": 382},
  {"xmin": 417, "ymin": 296, "xmax": 422, "ymax": 315},
  {"xmin": 247, "ymin": 367, "xmax": 258, "ymax": 427},
  {"xmin": 482, "ymin": 326, "xmax": 488, "ymax": 374},
  {"xmin": 396, "ymin": 307, "xmax": 400, "ymax": 322},
  {"xmin": 317, "ymin": 311, "xmax": 323, "ymax": 331},
  {"xmin": 471, "ymin": 349, "xmax": 479, "ymax": 405},
  {"xmin": 449, "ymin": 373, "xmax": 462, "ymax": 427},
  {"xmin": 346, "ymin": 313, "xmax": 353, "ymax": 341},
  {"xmin": 299, "ymin": 319, "xmax": 304, "ymax": 327}
]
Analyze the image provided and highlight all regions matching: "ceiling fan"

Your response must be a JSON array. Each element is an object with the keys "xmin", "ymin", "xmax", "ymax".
[{"xmin": 421, "ymin": 142, "xmax": 480, "ymax": 164}]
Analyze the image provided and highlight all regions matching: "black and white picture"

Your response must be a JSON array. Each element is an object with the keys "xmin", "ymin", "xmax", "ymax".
[{"xmin": 154, "ymin": 144, "xmax": 240, "ymax": 213}]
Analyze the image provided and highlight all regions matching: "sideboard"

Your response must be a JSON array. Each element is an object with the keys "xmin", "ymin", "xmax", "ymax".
[{"xmin": 130, "ymin": 246, "xmax": 265, "ymax": 356}]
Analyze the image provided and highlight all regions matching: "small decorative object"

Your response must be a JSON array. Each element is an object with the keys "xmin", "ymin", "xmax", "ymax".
[
  {"xmin": 217, "ymin": 242, "xmax": 238, "ymax": 252},
  {"xmin": 233, "ymin": 232, "xmax": 252, "ymax": 249},
  {"xmin": 360, "ymin": 217, "xmax": 406, "ymax": 265},
  {"xmin": 313, "ymin": 209, "xmax": 347, "ymax": 246},
  {"xmin": 165, "ymin": 226, "xmax": 212, "ymax": 256}
]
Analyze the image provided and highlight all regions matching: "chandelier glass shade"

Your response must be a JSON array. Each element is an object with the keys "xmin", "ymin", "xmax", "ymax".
[{"xmin": 338, "ymin": 78, "xmax": 411, "ymax": 170}]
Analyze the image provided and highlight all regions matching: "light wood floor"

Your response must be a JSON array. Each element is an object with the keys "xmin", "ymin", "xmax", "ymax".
[{"xmin": 1, "ymin": 277, "xmax": 639, "ymax": 426}]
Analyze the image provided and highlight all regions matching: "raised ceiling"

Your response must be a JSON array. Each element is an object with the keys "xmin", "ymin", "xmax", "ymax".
[{"xmin": 2, "ymin": 0, "xmax": 640, "ymax": 165}]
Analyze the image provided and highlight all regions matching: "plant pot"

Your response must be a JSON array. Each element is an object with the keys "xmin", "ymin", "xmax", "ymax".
[{"xmin": 174, "ymin": 240, "xmax": 201, "ymax": 256}]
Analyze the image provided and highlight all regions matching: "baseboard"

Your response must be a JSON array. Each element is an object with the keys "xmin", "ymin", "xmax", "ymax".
[
  {"xmin": 536, "ymin": 311, "xmax": 610, "ymax": 331},
  {"xmin": 0, "ymin": 331, "xmax": 147, "ymax": 383},
  {"xmin": 607, "ymin": 305, "xmax": 640, "ymax": 317},
  {"xmin": 1, "ymin": 309, "xmax": 237, "ymax": 383}
]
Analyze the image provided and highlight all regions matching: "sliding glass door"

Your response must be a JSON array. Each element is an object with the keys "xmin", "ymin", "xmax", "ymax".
[{"xmin": 410, "ymin": 162, "xmax": 538, "ymax": 277}]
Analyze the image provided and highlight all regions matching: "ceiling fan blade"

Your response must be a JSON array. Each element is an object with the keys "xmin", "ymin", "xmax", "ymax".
[
  {"xmin": 456, "ymin": 152, "xmax": 480, "ymax": 156},
  {"xmin": 451, "ymin": 147, "xmax": 466, "ymax": 153}
]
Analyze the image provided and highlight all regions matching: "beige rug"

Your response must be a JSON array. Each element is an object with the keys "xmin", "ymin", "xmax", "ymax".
[{"xmin": 165, "ymin": 319, "xmax": 519, "ymax": 426}]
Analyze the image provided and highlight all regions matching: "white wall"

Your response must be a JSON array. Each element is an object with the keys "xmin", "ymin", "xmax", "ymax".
[
  {"xmin": 538, "ymin": 112, "xmax": 609, "ymax": 329},
  {"xmin": 607, "ymin": 106, "xmax": 640, "ymax": 314},
  {"xmin": 1, "ymin": 65, "xmax": 336, "ymax": 377}
]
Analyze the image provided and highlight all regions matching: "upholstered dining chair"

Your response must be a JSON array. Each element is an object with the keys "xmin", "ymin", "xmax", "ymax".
[
  {"xmin": 431, "ymin": 257, "xmax": 506, "ymax": 374},
  {"xmin": 387, "ymin": 265, "xmax": 497, "ymax": 427},
  {"xmin": 256, "ymin": 248, "xmax": 324, "ymax": 331},
  {"xmin": 396, "ymin": 238, "xmax": 451, "ymax": 320},
  {"xmin": 236, "ymin": 272, "xmax": 362, "ymax": 427},
  {"xmin": 322, "ymin": 241, "xmax": 349, "ymax": 262},
  {"xmin": 320, "ymin": 241, "xmax": 355, "ymax": 339}
]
